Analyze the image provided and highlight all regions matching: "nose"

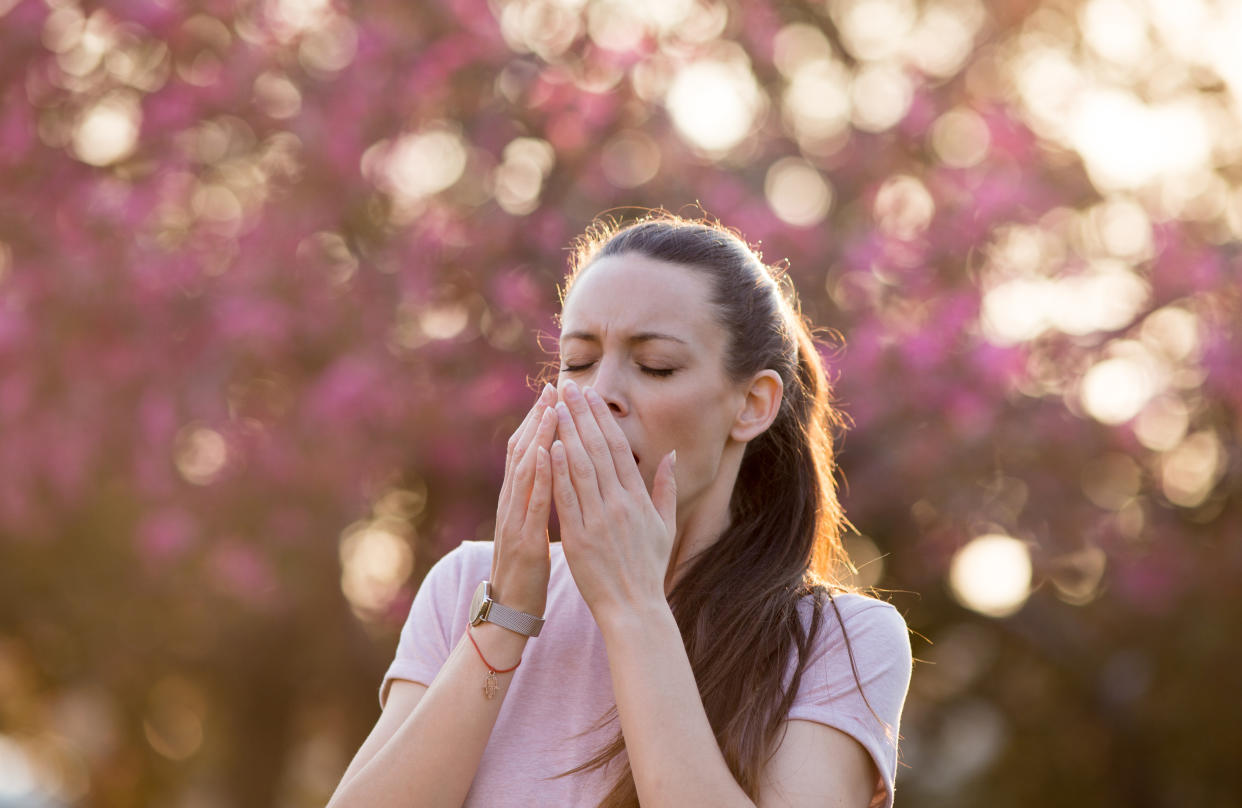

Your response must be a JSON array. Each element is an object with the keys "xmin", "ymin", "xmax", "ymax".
[{"xmin": 573, "ymin": 356, "xmax": 627, "ymax": 418}]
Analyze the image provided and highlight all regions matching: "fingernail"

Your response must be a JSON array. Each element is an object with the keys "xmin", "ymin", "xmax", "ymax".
[
  {"xmin": 563, "ymin": 381, "xmax": 582, "ymax": 401},
  {"xmin": 584, "ymin": 386, "xmax": 602, "ymax": 405},
  {"xmin": 555, "ymin": 401, "xmax": 570, "ymax": 421},
  {"xmin": 542, "ymin": 382, "xmax": 555, "ymax": 401}
]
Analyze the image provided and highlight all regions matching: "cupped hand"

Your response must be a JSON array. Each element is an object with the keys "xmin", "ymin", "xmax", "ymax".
[
  {"xmin": 491, "ymin": 383, "xmax": 559, "ymax": 617},
  {"xmin": 550, "ymin": 379, "xmax": 677, "ymax": 616}
]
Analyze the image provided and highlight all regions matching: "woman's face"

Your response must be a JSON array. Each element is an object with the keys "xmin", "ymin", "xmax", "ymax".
[{"xmin": 557, "ymin": 252, "xmax": 748, "ymax": 507}]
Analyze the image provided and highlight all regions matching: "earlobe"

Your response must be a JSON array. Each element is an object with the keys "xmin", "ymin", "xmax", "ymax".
[{"xmin": 730, "ymin": 371, "xmax": 784, "ymax": 442}]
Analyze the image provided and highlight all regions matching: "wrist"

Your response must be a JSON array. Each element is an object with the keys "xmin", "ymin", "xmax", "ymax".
[
  {"xmin": 474, "ymin": 579, "xmax": 546, "ymax": 638},
  {"xmin": 492, "ymin": 591, "xmax": 546, "ymax": 619},
  {"xmin": 469, "ymin": 622, "xmax": 530, "ymax": 667},
  {"xmin": 595, "ymin": 597, "xmax": 676, "ymax": 643},
  {"xmin": 489, "ymin": 577, "xmax": 547, "ymax": 618}
]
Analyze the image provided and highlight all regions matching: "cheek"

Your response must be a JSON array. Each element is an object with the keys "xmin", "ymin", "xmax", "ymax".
[{"xmin": 647, "ymin": 388, "xmax": 732, "ymax": 462}]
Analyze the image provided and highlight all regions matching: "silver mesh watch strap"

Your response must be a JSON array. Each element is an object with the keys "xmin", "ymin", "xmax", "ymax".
[{"xmin": 485, "ymin": 600, "xmax": 544, "ymax": 637}]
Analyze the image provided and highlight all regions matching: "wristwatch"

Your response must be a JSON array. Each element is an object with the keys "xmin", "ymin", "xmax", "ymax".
[{"xmin": 469, "ymin": 581, "xmax": 545, "ymax": 637}]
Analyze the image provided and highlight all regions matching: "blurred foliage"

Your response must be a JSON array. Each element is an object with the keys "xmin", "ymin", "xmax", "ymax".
[{"xmin": 0, "ymin": 0, "xmax": 1239, "ymax": 806}]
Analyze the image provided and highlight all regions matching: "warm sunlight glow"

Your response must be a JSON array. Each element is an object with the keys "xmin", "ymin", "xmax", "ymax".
[
  {"xmin": 850, "ymin": 63, "xmax": 913, "ymax": 132},
  {"xmin": 0, "ymin": 736, "xmax": 36, "ymax": 801},
  {"xmin": 1079, "ymin": 347, "xmax": 1162, "ymax": 425},
  {"xmin": 1161, "ymin": 430, "xmax": 1223, "ymax": 508},
  {"xmin": 949, "ymin": 534, "xmax": 1032, "ymax": 618},
  {"xmin": 834, "ymin": 0, "xmax": 917, "ymax": 62},
  {"xmin": 1080, "ymin": 0, "xmax": 1149, "ymax": 67},
  {"xmin": 980, "ymin": 262, "xmax": 1148, "ymax": 345},
  {"xmin": 339, "ymin": 521, "xmax": 414, "ymax": 619},
  {"xmin": 173, "ymin": 425, "xmax": 228, "ymax": 486},
  {"xmin": 931, "ymin": 108, "xmax": 990, "ymax": 168},
  {"xmin": 874, "ymin": 174, "xmax": 935, "ymax": 239},
  {"xmin": 1070, "ymin": 91, "xmax": 1211, "ymax": 192},
  {"xmin": 495, "ymin": 137, "xmax": 555, "ymax": 215},
  {"xmin": 842, "ymin": 534, "xmax": 886, "ymax": 589},
  {"xmin": 765, "ymin": 158, "xmax": 833, "ymax": 227},
  {"xmin": 1135, "ymin": 395, "xmax": 1190, "ymax": 452},
  {"xmin": 72, "ymin": 93, "xmax": 141, "ymax": 166},
  {"xmin": 666, "ymin": 57, "xmax": 762, "ymax": 154},
  {"xmin": 1140, "ymin": 306, "xmax": 1200, "ymax": 363},
  {"xmin": 364, "ymin": 128, "xmax": 468, "ymax": 204},
  {"xmin": 783, "ymin": 58, "xmax": 852, "ymax": 143}
]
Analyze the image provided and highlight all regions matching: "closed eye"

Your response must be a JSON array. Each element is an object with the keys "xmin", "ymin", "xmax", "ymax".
[{"xmin": 560, "ymin": 362, "xmax": 676, "ymax": 378}]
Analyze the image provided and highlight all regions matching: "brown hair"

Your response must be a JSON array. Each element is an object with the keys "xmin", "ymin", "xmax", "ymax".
[{"xmin": 556, "ymin": 211, "xmax": 861, "ymax": 805}]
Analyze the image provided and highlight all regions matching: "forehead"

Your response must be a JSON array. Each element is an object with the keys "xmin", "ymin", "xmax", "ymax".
[{"xmin": 560, "ymin": 253, "xmax": 722, "ymax": 344}]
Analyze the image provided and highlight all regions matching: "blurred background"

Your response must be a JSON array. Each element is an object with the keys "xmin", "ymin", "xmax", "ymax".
[{"xmin": 1, "ymin": 0, "xmax": 1239, "ymax": 805}]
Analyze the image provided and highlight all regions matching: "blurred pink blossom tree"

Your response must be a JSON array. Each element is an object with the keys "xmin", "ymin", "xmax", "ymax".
[{"xmin": 0, "ymin": 0, "xmax": 1239, "ymax": 806}]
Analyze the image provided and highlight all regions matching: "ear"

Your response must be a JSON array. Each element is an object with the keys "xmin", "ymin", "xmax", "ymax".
[{"xmin": 730, "ymin": 370, "xmax": 783, "ymax": 443}]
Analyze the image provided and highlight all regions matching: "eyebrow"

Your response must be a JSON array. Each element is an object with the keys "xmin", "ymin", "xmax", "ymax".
[{"xmin": 560, "ymin": 330, "xmax": 689, "ymax": 346}]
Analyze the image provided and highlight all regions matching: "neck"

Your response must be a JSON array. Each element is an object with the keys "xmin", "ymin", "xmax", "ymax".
[{"xmin": 663, "ymin": 440, "xmax": 745, "ymax": 595}]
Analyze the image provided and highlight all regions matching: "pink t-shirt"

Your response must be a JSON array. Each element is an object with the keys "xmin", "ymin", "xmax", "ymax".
[{"xmin": 381, "ymin": 541, "xmax": 912, "ymax": 807}]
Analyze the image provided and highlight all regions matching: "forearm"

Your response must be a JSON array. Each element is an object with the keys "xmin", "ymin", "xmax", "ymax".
[
  {"xmin": 327, "ymin": 623, "xmax": 527, "ymax": 808},
  {"xmin": 598, "ymin": 602, "xmax": 754, "ymax": 808}
]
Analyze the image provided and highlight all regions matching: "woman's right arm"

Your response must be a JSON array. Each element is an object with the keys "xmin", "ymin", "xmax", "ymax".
[
  {"xmin": 326, "ymin": 623, "xmax": 530, "ymax": 807},
  {"xmin": 327, "ymin": 384, "xmax": 559, "ymax": 808}
]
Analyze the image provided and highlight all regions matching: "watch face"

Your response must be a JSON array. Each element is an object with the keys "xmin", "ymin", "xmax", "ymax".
[{"xmin": 470, "ymin": 580, "xmax": 489, "ymax": 625}]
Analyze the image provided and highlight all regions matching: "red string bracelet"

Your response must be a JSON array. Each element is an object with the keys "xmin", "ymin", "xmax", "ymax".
[{"xmin": 466, "ymin": 624, "xmax": 521, "ymax": 699}]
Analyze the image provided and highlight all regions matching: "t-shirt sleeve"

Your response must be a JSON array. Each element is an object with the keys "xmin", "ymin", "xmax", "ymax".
[
  {"xmin": 378, "ymin": 543, "xmax": 479, "ymax": 708},
  {"xmin": 787, "ymin": 596, "xmax": 912, "ymax": 808}
]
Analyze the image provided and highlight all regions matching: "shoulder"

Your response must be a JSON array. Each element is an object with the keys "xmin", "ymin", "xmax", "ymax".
[
  {"xmin": 813, "ymin": 593, "xmax": 909, "ymax": 649},
  {"xmin": 798, "ymin": 592, "xmax": 908, "ymax": 648},
  {"xmin": 793, "ymin": 591, "xmax": 912, "ymax": 715},
  {"xmin": 787, "ymin": 592, "xmax": 912, "ymax": 808}
]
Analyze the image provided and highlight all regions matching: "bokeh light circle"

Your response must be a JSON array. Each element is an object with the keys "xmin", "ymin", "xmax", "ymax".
[{"xmin": 949, "ymin": 534, "xmax": 1033, "ymax": 618}]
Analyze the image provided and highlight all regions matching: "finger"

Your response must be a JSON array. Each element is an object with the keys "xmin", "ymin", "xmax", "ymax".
[
  {"xmin": 562, "ymin": 381, "xmax": 625, "ymax": 498},
  {"xmin": 500, "ymin": 393, "xmax": 541, "ymax": 508},
  {"xmin": 522, "ymin": 445, "xmax": 552, "ymax": 533},
  {"xmin": 652, "ymin": 450, "xmax": 677, "ymax": 530},
  {"xmin": 499, "ymin": 406, "xmax": 535, "ymax": 510},
  {"xmin": 499, "ymin": 384, "xmax": 556, "ymax": 515},
  {"xmin": 532, "ymin": 391, "xmax": 559, "ymax": 451},
  {"xmin": 554, "ymin": 400, "xmax": 604, "ymax": 514},
  {"xmin": 550, "ymin": 439, "xmax": 584, "ymax": 535},
  {"xmin": 582, "ymin": 385, "xmax": 644, "ymax": 494},
  {"xmin": 520, "ymin": 406, "xmax": 558, "ymax": 513},
  {"xmin": 509, "ymin": 383, "xmax": 557, "ymax": 471},
  {"xmin": 508, "ymin": 407, "xmax": 556, "ymax": 519}
]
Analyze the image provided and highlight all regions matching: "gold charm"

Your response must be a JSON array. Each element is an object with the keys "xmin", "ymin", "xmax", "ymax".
[{"xmin": 484, "ymin": 671, "xmax": 499, "ymax": 699}]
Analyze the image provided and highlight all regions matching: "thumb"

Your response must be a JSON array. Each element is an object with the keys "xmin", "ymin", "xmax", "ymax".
[{"xmin": 653, "ymin": 450, "xmax": 677, "ymax": 529}]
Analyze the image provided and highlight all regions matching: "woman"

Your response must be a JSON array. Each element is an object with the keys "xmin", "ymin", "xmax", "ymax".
[{"xmin": 328, "ymin": 213, "xmax": 912, "ymax": 807}]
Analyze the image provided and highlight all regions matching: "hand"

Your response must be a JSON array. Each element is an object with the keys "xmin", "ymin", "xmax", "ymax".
[
  {"xmin": 550, "ymin": 379, "xmax": 677, "ymax": 615},
  {"xmin": 491, "ymin": 383, "xmax": 558, "ymax": 617}
]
